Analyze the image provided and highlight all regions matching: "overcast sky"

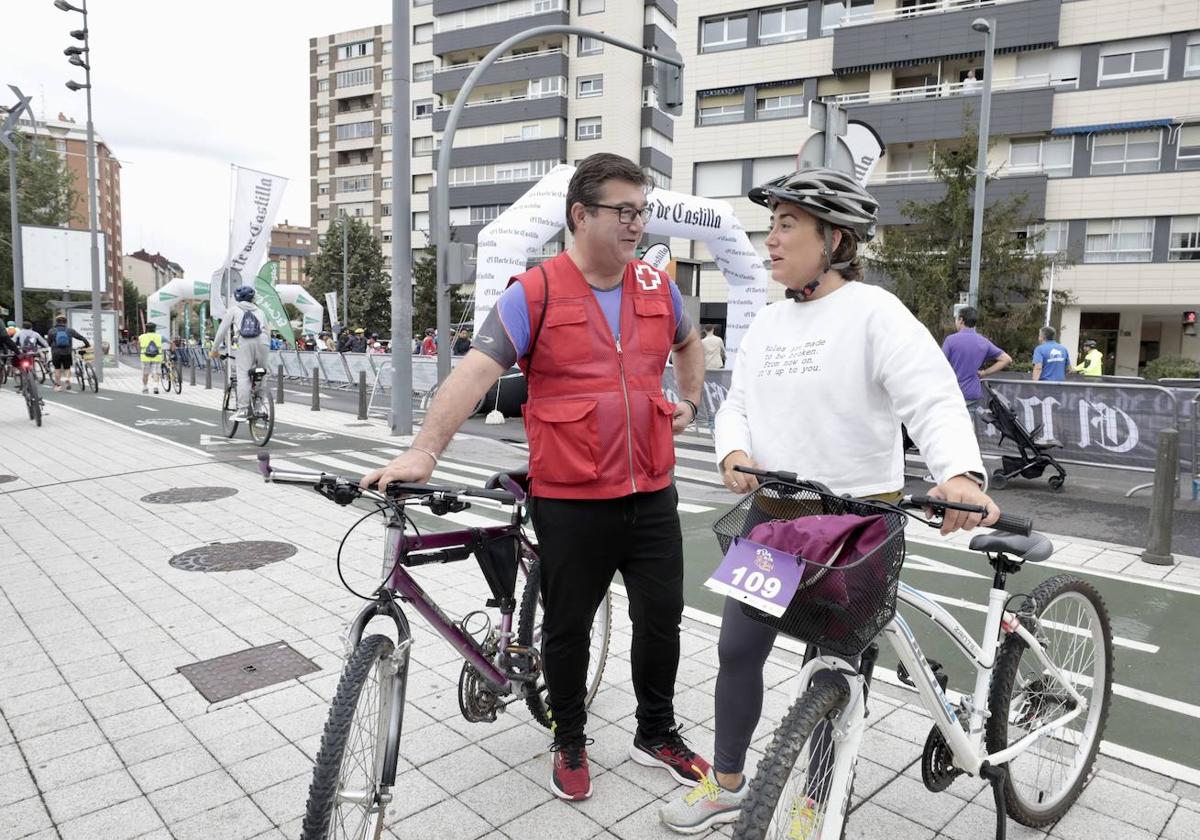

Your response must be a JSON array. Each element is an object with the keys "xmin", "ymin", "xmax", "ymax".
[{"xmin": 3, "ymin": 1, "xmax": 390, "ymax": 280}]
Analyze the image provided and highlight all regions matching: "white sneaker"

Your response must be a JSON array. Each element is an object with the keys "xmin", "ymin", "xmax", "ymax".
[
  {"xmin": 234, "ymin": 410, "xmax": 249, "ymax": 421},
  {"xmin": 142, "ymin": 387, "xmax": 149, "ymax": 394},
  {"xmin": 660, "ymin": 769, "xmax": 747, "ymax": 834}
]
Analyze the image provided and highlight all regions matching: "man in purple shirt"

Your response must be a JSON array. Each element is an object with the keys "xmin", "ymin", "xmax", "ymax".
[{"xmin": 941, "ymin": 306, "xmax": 1011, "ymax": 409}]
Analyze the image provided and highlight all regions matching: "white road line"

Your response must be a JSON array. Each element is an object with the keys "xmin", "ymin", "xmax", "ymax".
[
  {"xmin": 96, "ymin": 396, "xmax": 113, "ymax": 401},
  {"xmin": 189, "ymin": 418, "xmax": 218, "ymax": 427},
  {"xmin": 672, "ymin": 464, "xmax": 724, "ymax": 486},
  {"xmin": 43, "ymin": 401, "xmax": 212, "ymax": 458},
  {"xmin": 677, "ymin": 501, "xmax": 714, "ymax": 514},
  {"xmin": 1101, "ymin": 741, "xmax": 1200, "ymax": 787},
  {"xmin": 137, "ymin": 405, "xmax": 159, "ymax": 412},
  {"xmin": 303, "ymin": 453, "xmax": 376, "ymax": 476}
]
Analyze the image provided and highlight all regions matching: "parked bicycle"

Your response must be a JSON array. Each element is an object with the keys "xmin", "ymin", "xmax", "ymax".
[
  {"xmin": 73, "ymin": 348, "xmax": 99, "ymax": 393},
  {"xmin": 11, "ymin": 351, "xmax": 44, "ymax": 426},
  {"xmin": 717, "ymin": 467, "xmax": 1112, "ymax": 840},
  {"xmin": 257, "ymin": 453, "xmax": 611, "ymax": 840},
  {"xmin": 220, "ymin": 354, "xmax": 273, "ymax": 445}
]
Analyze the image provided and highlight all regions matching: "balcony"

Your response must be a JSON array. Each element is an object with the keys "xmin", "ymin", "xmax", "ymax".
[
  {"xmin": 433, "ymin": 136, "xmax": 565, "ymax": 168},
  {"xmin": 831, "ymin": 0, "xmax": 1060, "ymax": 75},
  {"xmin": 432, "ymin": 91, "xmax": 566, "ymax": 131},
  {"xmin": 433, "ymin": 48, "xmax": 567, "ymax": 95},
  {"xmin": 871, "ymin": 172, "xmax": 1047, "ymax": 225},
  {"xmin": 432, "ymin": 10, "xmax": 569, "ymax": 57}
]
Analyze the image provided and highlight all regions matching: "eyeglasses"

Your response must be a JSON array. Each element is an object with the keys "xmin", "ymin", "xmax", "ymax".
[{"xmin": 588, "ymin": 203, "xmax": 652, "ymax": 225}]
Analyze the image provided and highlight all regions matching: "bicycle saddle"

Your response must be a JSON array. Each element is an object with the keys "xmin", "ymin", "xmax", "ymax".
[{"xmin": 968, "ymin": 532, "xmax": 1053, "ymax": 563}]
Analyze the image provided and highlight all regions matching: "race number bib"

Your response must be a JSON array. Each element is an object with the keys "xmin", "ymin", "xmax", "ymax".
[{"xmin": 704, "ymin": 538, "xmax": 804, "ymax": 617}]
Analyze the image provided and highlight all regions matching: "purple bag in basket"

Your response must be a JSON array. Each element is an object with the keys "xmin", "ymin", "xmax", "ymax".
[{"xmin": 746, "ymin": 513, "xmax": 892, "ymax": 638}]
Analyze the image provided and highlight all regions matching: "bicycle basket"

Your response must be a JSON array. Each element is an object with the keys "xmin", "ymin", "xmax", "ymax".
[{"xmin": 712, "ymin": 481, "xmax": 907, "ymax": 657}]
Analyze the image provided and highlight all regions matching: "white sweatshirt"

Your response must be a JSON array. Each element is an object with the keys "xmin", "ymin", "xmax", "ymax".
[
  {"xmin": 714, "ymin": 282, "xmax": 985, "ymax": 497},
  {"xmin": 213, "ymin": 301, "xmax": 270, "ymax": 350}
]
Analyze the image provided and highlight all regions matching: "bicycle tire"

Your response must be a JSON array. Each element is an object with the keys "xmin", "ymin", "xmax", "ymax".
[
  {"xmin": 301, "ymin": 634, "xmax": 398, "ymax": 840},
  {"xmin": 25, "ymin": 375, "xmax": 42, "ymax": 427},
  {"xmin": 221, "ymin": 384, "xmax": 239, "ymax": 437},
  {"xmin": 986, "ymin": 574, "xmax": 1113, "ymax": 827},
  {"xmin": 75, "ymin": 362, "xmax": 85, "ymax": 390},
  {"xmin": 732, "ymin": 679, "xmax": 852, "ymax": 840},
  {"xmin": 248, "ymin": 389, "xmax": 274, "ymax": 446},
  {"xmin": 516, "ymin": 554, "xmax": 611, "ymax": 728},
  {"xmin": 86, "ymin": 364, "xmax": 98, "ymax": 393},
  {"xmin": 0, "ymin": 361, "xmax": 7, "ymax": 386},
  {"xmin": 160, "ymin": 363, "xmax": 171, "ymax": 393},
  {"xmin": 35, "ymin": 358, "xmax": 47, "ymax": 384},
  {"xmin": 172, "ymin": 363, "xmax": 182, "ymax": 394}
]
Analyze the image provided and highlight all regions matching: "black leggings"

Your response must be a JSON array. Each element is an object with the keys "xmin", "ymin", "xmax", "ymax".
[{"xmin": 529, "ymin": 485, "xmax": 684, "ymax": 745}]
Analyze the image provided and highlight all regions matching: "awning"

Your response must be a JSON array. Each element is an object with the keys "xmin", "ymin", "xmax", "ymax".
[
  {"xmin": 834, "ymin": 42, "xmax": 1053, "ymax": 76},
  {"xmin": 1051, "ymin": 118, "xmax": 1173, "ymax": 135}
]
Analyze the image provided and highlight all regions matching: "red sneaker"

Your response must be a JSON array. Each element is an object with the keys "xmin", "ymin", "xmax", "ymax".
[
  {"xmin": 550, "ymin": 741, "xmax": 592, "ymax": 801},
  {"xmin": 630, "ymin": 725, "xmax": 712, "ymax": 786}
]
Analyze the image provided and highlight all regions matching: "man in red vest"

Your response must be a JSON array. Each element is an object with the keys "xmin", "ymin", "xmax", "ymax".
[{"xmin": 364, "ymin": 154, "xmax": 709, "ymax": 802}]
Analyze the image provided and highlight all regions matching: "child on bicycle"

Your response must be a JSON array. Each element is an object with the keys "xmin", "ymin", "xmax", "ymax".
[{"xmin": 661, "ymin": 168, "xmax": 999, "ymax": 834}]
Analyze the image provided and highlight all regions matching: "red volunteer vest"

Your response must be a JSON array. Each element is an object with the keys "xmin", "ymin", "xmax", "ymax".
[{"xmin": 511, "ymin": 253, "xmax": 677, "ymax": 500}]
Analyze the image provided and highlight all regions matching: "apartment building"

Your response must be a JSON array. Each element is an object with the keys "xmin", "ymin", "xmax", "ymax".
[
  {"xmin": 123, "ymin": 249, "xmax": 183, "ymax": 298},
  {"xmin": 678, "ymin": 0, "xmax": 1200, "ymax": 371},
  {"xmin": 310, "ymin": 0, "xmax": 678, "ymax": 276},
  {"xmin": 269, "ymin": 222, "xmax": 314, "ymax": 285}
]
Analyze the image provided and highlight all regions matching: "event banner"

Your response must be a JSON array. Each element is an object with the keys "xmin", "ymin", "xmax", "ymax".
[
  {"xmin": 253, "ymin": 261, "xmax": 294, "ymax": 344},
  {"xmin": 212, "ymin": 165, "xmax": 287, "ymax": 321}
]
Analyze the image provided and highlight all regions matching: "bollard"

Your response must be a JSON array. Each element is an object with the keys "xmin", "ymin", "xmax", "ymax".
[
  {"xmin": 189, "ymin": 359, "xmax": 196, "ymax": 387},
  {"xmin": 204, "ymin": 358, "xmax": 212, "ymax": 390},
  {"xmin": 358, "ymin": 370, "xmax": 368, "ymax": 420},
  {"xmin": 277, "ymin": 365, "xmax": 285, "ymax": 404},
  {"xmin": 311, "ymin": 367, "xmax": 320, "ymax": 411},
  {"xmin": 1141, "ymin": 428, "xmax": 1178, "ymax": 566}
]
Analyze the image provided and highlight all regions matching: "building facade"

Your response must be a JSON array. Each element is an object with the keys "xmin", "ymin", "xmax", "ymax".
[
  {"xmin": 269, "ymin": 222, "xmax": 314, "ymax": 285},
  {"xmin": 122, "ymin": 250, "xmax": 183, "ymax": 299}
]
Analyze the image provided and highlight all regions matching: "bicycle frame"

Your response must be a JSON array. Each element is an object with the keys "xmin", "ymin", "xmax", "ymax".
[{"xmin": 792, "ymin": 579, "xmax": 1089, "ymax": 839}]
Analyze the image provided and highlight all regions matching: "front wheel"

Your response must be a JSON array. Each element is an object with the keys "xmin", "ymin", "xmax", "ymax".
[
  {"xmin": 733, "ymin": 679, "xmax": 853, "ymax": 840},
  {"xmin": 986, "ymin": 575, "xmax": 1113, "ymax": 827},
  {"xmin": 248, "ymin": 388, "xmax": 274, "ymax": 446},
  {"xmin": 221, "ymin": 384, "xmax": 239, "ymax": 437},
  {"xmin": 160, "ymin": 364, "xmax": 172, "ymax": 394},
  {"xmin": 301, "ymin": 634, "xmax": 400, "ymax": 840},
  {"xmin": 86, "ymin": 364, "xmax": 98, "ymax": 393},
  {"xmin": 517, "ymin": 554, "xmax": 611, "ymax": 728},
  {"xmin": 172, "ymin": 364, "xmax": 182, "ymax": 394},
  {"xmin": 24, "ymin": 376, "xmax": 42, "ymax": 427}
]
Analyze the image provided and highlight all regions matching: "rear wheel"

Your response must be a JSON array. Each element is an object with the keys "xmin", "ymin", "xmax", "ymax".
[
  {"xmin": 74, "ymin": 361, "xmax": 84, "ymax": 390},
  {"xmin": 160, "ymin": 363, "xmax": 171, "ymax": 393},
  {"xmin": 248, "ymin": 387, "xmax": 274, "ymax": 446},
  {"xmin": 221, "ymin": 384, "xmax": 239, "ymax": 437},
  {"xmin": 172, "ymin": 363, "xmax": 182, "ymax": 393},
  {"xmin": 990, "ymin": 470, "xmax": 1009, "ymax": 490},
  {"xmin": 86, "ymin": 364, "xmax": 98, "ymax": 393},
  {"xmin": 24, "ymin": 375, "xmax": 42, "ymax": 427},
  {"xmin": 986, "ymin": 575, "xmax": 1113, "ymax": 827}
]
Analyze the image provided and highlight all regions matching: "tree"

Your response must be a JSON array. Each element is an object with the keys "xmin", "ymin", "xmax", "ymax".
[
  {"xmin": 866, "ymin": 121, "xmax": 1072, "ymax": 359},
  {"xmin": 303, "ymin": 216, "xmax": 391, "ymax": 335},
  {"xmin": 0, "ymin": 133, "xmax": 78, "ymax": 326},
  {"xmin": 122, "ymin": 278, "xmax": 146, "ymax": 333},
  {"xmin": 411, "ymin": 245, "xmax": 469, "ymax": 339}
]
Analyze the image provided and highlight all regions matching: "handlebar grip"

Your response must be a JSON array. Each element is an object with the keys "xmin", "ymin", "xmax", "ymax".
[{"xmin": 992, "ymin": 511, "xmax": 1033, "ymax": 537}]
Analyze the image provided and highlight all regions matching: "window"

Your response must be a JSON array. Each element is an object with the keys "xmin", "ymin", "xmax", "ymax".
[
  {"xmin": 318, "ymin": 182, "xmax": 329, "ymax": 195},
  {"xmin": 529, "ymin": 76, "xmax": 564, "ymax": 98},
  {"xmin": 697, "ymin": 89, "xmax": 745, "ymax": 125},
  {"xmin": 822, "ymin": 0, "xmax": 873, "ymax": 34},
  {"xmin": 759, "ymin": 5, "xmax": 807, "ymax": 44},
  {"xmin": 449, "ymin": 160, "xmax": 558, "ymax": 186},
  {"xmin": 339, "ymin": 176, "xmax": 371, "ymax": 193},
  {"xmin": 336, "ymin": 121, "xmax": 375, "ymax": 141},
  {"xmin": 318, "ymin": 156, "xmax": 329, "ymax": 169},
  {"xmin": 383, "ymin": 40, "xmax": 392, "ymax": 54},
  {"xmin": 694, "ymin": 160, "xmax": 743, "ymax": 197},
  {"xmin": 317, "ymin": 104, "xmax": 329, "ymax": 119},
  {"xmin": 414, "ymin": 23, "xmax": 433, "ymax": 44},
  {"xmin": 576, "ymin": 117, "xmax": 602, "ymax": 140},
  {"xmin": 579, "ymin": 0, "xmax": 604, "ymax": 13},
  {"xmin": 752, "ymin": 156, "xmax": 795, "ymax": 185},
  {"xmin": 644, "ymin": 167, "xmax": 671, "ymax": 191},
  {"xmin": 1025, "ymin": 221, "xmax": 1069, "ymax": 255},
  {"xmin": 1098, "ymin": 39, "xmax": 1169, "ymax": 83},
  {"xmin": 318, "ymin": 79, "xmax": 329, "ymax": 92},
  {"xmin": 755, "ymin": 82, "xmax": 805, "ymax": 120},
  {"xmin": 886, "ymin": 144, "xmax": 932, "ymax": 181},
  {"xmin": 336, "ymin": 67, "xmax": 374, "ymax": 88},
  {"xmin": 318, "ymin": 209, "xmax": 330, "ymax": 221},
  {"xmin": 414, "ymin": 98, "xmax": 433, "ymax": 118},
  {"xmin": 1178, "ymin": 124, "xmax": 1200, "ymax": 171},
  {"xmin": 1090, "ymin": 130, "xmax": 1160, "ymax": 175},
  {"xmin": 470, "ymin": 205, "xmax": 504, "ymax": 224},
  {"xmin": 701, "ymin": 15, "xmax": 748, "ymax": 52},
  {"xmin": 383, "ymin": 68, "xmax": 393, "ymax": 81},
  {"xmin": 382, "ymin": 122, "xmax": 393, "ymax": 135},
  {"xmin": 577, "ymin": 75, "xmax": 603, "ymax": 98},
  {"xmin": 382, "ymin": 95, "xmax": 392, "ymax": 109},
  {"xmin": 1008, "ymin": 136, "xmax": 1073, "ymax": 177},
  {"xmin": 413, "ymin": 211, "xmax": 430, "ymax": 230},
  {"xmin": 413, "ymin": 60, "xmax": 434, "ymax": 82},
  {"xmin": 1016, "ymin": 47, "xmax": 1081, "ymax": 88},
  {"xmin": 318, "ymin": 130, "xmax": 330, "ymax": 143},
  {"xmin": 641, "ymin": 128, "xmax": 672, "ymax": 155},
  {"xmin": 1169, "ymin": 216, "xmax": 1200, "ymax": 260},
  {"xmin": 1187, "ymin": 34, "xmax": 1200, "ymax": 77},
  {"xmin": 1084, "ymin": 218, "xmax": 1154, "ymax": 263},
  {"xmin": 413, "ymin": 173, "xmax": 434, "ymax": 192},
  {"xmin": 337, "ymin": 41, "xmax": 372, "ymax": 60},
  {"xmin": 413, "ymin": 136, "xmax": 434, "ymax": 156},
  {"xmin": 579, "ymin": 36, "xmax": 603, "ymax": 56}
]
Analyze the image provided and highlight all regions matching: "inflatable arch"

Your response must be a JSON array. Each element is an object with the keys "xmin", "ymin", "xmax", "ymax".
[
  {"xmin": 145, "ymin": 264, "xmax": 324, "ymax": 337},
  {"xmin": 471, "ymin": 165, "xmax": 770, "ymax": 368}
]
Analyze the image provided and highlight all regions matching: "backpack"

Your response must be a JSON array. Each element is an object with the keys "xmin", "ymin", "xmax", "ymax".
[
  {"xmin": 144, "ymin": 338, "xmax": 159, "ymax": 358},
  {"xmin": 239, "ymin": 310, "xmax": 262, "ymax": 339},
  {"xmin": 54, "ymin": 329, "xmax": 71, "ymax": 349},
  {"xmin": 22, "ymin": 334, "xmax": 38, "ymax": 351}
]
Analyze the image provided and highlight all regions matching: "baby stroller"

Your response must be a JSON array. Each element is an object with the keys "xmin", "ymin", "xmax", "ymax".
[{"xmin": 980, "ymin": 381, "xmax": 1067, "ymax": 492}]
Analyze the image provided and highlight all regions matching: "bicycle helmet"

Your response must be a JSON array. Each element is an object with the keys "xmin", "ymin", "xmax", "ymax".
[
  {"xmin": 234, "ymin": 285, "xmax": 256, "ymax": 302},
  {"xmin": 749, "ymin": 167, "xmax": 880, "ymax": 301}
]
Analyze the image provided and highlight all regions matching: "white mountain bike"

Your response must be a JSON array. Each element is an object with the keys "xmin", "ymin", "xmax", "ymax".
[{"xmin": 716, "ymin": 467, "xmax": 1113, "ymax": 840}]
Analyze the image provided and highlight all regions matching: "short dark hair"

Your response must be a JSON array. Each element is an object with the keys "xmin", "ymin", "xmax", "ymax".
[
  {"xmin": 958, "ymin": 306, "xmax": 978, "ymax": 327},
  {"xmin": 146, "ymin": 322, "xmax": 156, "ymax": 330},
  {"xmin": 55, "ymin": 315, "xmax": 67, "ymax": 324},
  {"xmin": 1040, "ymin": 326, "xmax": 1056, "ymax": 341},
  {"xmin": 818, "ymin": 222, "xmax": 863, "ymax": 283},
  {"xmin": 565, "ymin": 153, "xmax": 650, "ymax": 233},
  {"xmin": 22, "ymin": 320, "xmax": 32, "ymax": 329}
]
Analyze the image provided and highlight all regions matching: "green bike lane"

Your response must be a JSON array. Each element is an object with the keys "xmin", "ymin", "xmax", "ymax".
[{"xmin": 679, "ymin": 507, "xmax": 1200, "ymax": 782}]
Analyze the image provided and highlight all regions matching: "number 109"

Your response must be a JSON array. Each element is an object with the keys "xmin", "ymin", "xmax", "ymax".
[{"xmin": 730, "ymin": 566, "xmax": 782, "ymax": 599}]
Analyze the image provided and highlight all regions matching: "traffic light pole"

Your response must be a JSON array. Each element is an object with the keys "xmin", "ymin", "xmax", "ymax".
[{"xmin": 432, "ymin": 25, "xmax": 682, "ymax": 382}]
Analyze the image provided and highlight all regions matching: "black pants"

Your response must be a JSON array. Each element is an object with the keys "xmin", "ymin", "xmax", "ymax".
[{"xmin": 529, "ymin": 485, "xmax": 684, "ymax": 745}]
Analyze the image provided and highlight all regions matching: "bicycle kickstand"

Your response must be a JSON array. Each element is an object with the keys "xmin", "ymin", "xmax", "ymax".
[{"xmin": 979, "ymin": 762, "xmax": 1008, "ymax": 840}]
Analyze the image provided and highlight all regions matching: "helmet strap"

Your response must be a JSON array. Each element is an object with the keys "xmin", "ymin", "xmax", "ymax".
[{"xmin": 788, "ymin": 225, "xmax": 836, "ymax": 302}]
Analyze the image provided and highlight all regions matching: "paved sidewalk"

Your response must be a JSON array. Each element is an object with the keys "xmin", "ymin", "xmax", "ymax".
[{"xmin": 2, "ymin": 390, "xmax": 1198, "ymax": 839}]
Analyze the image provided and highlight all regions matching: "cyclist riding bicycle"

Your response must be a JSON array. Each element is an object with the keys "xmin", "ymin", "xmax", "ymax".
[
  {"xmin": 46, "ymin": 315, "xmax": 90, "ymax": 393},
  {"xmin": 211, "ymin": 285, "xmax": 270, "ymax": 421},
  {"xmin": 661, "ymin": 167, "xmax": 1000, "ymax": 834}
]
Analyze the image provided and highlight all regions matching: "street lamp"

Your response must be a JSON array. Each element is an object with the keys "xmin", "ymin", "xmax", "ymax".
[
  {"xmin": 966, "ymin": 16, "xmax": 996, "ymax": 311},
  {"xmin": 56, "ymin": 0, "xmax": 105, "ymax": 382}
]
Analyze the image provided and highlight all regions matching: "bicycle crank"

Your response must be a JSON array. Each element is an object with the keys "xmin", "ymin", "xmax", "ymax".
[{"xmin": 920, "ymin": 724, "xmax": 964, "ymax": 792}]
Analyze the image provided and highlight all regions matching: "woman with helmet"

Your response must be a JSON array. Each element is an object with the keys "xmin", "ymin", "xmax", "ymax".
[
  {"xmin": 1074, "ymin": 338, "xmax": 1103, "ymax": 377},
  {"xmin": 210, "ymin": 285, "xmax": 270, "ymax": 420},
  {"xmin": 660, "ymin": 168, "xmax": 1001, "ymax": 834}
]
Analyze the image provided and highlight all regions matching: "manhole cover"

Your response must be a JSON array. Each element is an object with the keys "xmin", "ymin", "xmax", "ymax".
[
  {"xmin": 142, "ymin": 487, "xmax": 239, "ymax": 504},
  {"xmin": 0, "ymin": 475, "xmax": 17, "ymax": 485},
  {"xmin": 169, "ymin": 541, "xmax": 297, "ymax": 572},
  {"xmin": 178, "ymin": 642, "xmax": 320, "ymax": 703}
]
